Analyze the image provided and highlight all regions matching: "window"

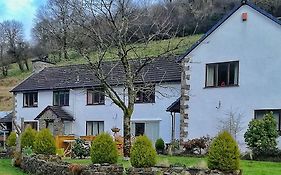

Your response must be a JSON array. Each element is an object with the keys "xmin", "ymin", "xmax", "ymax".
[
  {"xmin": 53, "ymin": 90, "xmax": 69, "ymax": 106},
  {"xmin": 135, "ymin": 123, "xmax": 145, "ymax": 136},
  {"xmin": 135, "ymin": 85, "xmax": 155, "ymax": 103},
  {"xmin": 255, "ymin": 110, "xmax": 281, "ymax": 131},
  {"xmin": 206, "ymin": 61, "xmax": 239, "ymax": 87},
  {"xmin": 87, "ymin": 88, "xmax": 105, "ymax": 105},
  {"xmin": 23, "ymin": 92, "xmax": 38, "ymax": 107},
  {"xmin": 86, "ymin": 121, "xmax": 104, "ymax": 136},
  {"xmin": 24, "ymin": 121, "xmax": 38, "ymax": 130}
]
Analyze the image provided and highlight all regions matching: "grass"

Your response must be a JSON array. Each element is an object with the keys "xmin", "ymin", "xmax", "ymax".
[{"xmin": 0, "ymin": 159, "xmax": 27, "ymax": 175}]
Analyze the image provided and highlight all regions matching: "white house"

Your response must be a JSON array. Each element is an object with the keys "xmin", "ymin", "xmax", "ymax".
[
  {"xmin": 11, "ymin": 57, "xmax": 181, "ymax": 143},
  {"xmin": 178, "ymin": 0, "xmax": 281, "ymax": 149}
]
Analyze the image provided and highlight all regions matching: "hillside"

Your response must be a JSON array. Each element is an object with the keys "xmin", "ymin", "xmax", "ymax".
[{"xmin": 0, "ymin": 35, "xmax": 201, "ymax": 111}]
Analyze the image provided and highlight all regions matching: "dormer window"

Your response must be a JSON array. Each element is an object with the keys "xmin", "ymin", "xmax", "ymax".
[
  {"xmin": 23, "ymin": 92, "xmax": 38, "ymax": 107},
  {"xmin": 206, "ymin": 61, "xmax": 239, "ymax": 87}
]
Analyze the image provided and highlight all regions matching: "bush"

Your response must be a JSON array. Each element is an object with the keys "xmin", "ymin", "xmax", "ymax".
[
  {"xmin": 207, "ymin": 131, "xmax": 240, "ymax": 172},
  {"xmin": 183, "ymin": 136, "xmax": 211, "ymax": 155},
  {"xmin": 34, "ymin": 129, "xmax": 56, "ymax": 155},
  {"xmin": 73, "ymin": 138, "xmax": 90, "ymax": 159},
  {"xmin": 22, "ymin": 146, "xmax": 34, "ymax": 157},
  {"xmin": 7, "ymin": 131, "xmax": 17, "ymax": 147},
  {"xmin": 21, "ymin": 126, "xmax": 37, "ymax": 149},
  {"xmin": 131, "ymin": 135, "xmax": 157, "ymax": 168},
  {"xmin": 90, "ymin": 133, "xmax": 118, "ymax": 164},
  {"xmin": 244, "ymin": 112, "xmax": 279, "ymax": 157},
  {"xmin": 155, "ymin": 138, "xmax": 165, "ymax": 154}
]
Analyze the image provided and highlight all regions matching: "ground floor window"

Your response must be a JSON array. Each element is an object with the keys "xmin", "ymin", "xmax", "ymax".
[
  {"xmin": 254, "ymin": 109, "xmax": 280, "ymax": 131},
  {"xmin": 86, "ymin": 121, "xmax": 104, "ymax": 136},
  {"xmin": 24, "ymin": 121, "xmax": 38, "ymax": 130}
]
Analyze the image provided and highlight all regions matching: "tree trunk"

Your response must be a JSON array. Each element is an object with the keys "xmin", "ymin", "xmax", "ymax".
[
  {"xmin": 123, "ymin": 111, "xmax": 132, "ymax": 158},
  {"xmin": 24, "ymin": 59, "xmax": 29, "ymax": 71},
  {"xmin": 17, "ymin": 61, "xmax": 24, "ymax": 72}
]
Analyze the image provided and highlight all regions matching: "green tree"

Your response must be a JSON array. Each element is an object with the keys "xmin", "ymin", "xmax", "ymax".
[
  {"xmin": 34, "ymin": 128, "xmax": 56, "ymax": 155},
  {"xmin": 244, "ymin": 112, "xmax": 278, "ymax": 156},
  {"xmin": 131, "ymin": 135, "xmax": 157, "ymax": 168},
  {"xmin": 21, "ymin": 126, "xmax": 37, "ymax": 149},
  {"xmin": 208, "ymin": 131, "xmax": 240, "ymax": 172},
  {"xmin": 91, "ymin": 133, "xmax": 118, "ymax": 164}
]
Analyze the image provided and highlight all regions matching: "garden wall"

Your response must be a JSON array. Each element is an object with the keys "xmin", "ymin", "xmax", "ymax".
[{"xmin": 20, "ymin": 156, "xmax": 241, "ymax": 175}]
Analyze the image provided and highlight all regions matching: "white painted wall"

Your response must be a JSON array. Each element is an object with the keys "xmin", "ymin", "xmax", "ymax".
[
  {"xmin": 184, "ymin": 5, "xmax": 281, "ymax": 149},
  {"xmin": 14, "ymin": 83, "xmax": 180, "ymax": 143}
]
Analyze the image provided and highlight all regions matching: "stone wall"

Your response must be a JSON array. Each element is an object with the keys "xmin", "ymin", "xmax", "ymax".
[
  {"xmin": 20, "ymin": 155, "xmax": 124, "ymax": 175},
  {"xmin": 20, "ymin": 156, "xmax": 241, "ymax": 175},
  {"xmin": 127, "ymin": 167, "xmax": 241, "ymax": 175}
]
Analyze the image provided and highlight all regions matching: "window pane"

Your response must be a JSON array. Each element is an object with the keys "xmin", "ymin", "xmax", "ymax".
[
  {"xmin": 87, "ymin": 90, "xmax": 93, "ymax": 104},
  {"xmin": 229, "ymin": 62, "xmax": 238, "ymax": 85},
  {"xmin": 218, "ymin": 63, "xmax": 228, "ymax": 86},
  {"xmin": 98, "ymin": 122, "xmax": 104, "ymax": 134},
  {"xmin": 53, "ymin": 92, "xmax": 59, "ymax": 106},
  {"xmin": 64, "ymin": 91, "xmax": 69, "ymax": 106},
  {"xmin": 86, "ymin": 122, "xmax": 93, "ymax": 136},
  {"xmin": 206, "ymin": 65, "xmax": 215, "ymax": 86},
  {"xmin": 135, "ymin": 123, "xmax": 145, "ymax": 136}
]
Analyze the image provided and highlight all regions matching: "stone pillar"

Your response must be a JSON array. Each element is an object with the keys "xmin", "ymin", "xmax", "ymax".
[{"xmin": 180, "ymin": 59, "xmax": 190, "ymax": 144}]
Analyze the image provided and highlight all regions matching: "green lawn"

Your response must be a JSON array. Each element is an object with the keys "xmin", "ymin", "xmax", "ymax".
[{"xmin": 0, "ymin": 159, "xmax": 27, "ymax": 175}]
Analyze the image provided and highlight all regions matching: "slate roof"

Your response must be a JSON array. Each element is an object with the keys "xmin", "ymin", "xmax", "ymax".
[
  {"xmin": 11, "ymin": 56, "xmax": 181, "ymax": 92},
  {"xmin": 166, "ymin": 98, "xmax": 180, "ymax": 113},
  {"xmin": 177, "ymin": 0, "xmax": 281, "ymax": 62},
  {"xmin": 0, "ymin": 113, "xmax": 13, "ymax": 123},
  {"xmin": 35, "ymin": 106, "xmax": 74, "ymax": 121}
]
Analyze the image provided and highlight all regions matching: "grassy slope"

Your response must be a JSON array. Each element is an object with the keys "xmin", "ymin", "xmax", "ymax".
[
  {"xmin": 65, "ymin": 155, "xmax": 281, "ymax": 175},
  {"xmin": 0, "ymin": 159, "xmax": 27, "ymax": 175},
  {"xmin": 0, "ymin": 35, "xmax": 201, "ymax": 111}
]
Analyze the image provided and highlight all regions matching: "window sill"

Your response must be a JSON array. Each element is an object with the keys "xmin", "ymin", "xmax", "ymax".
[
  {"xmin": 23, "ymin": 106, "xmax": 38, "ymax": 108},
  {"xmin": 135, "ymin": 102, "xmax": 156, "ymax": 104},
  {"xmin": 204, "ymin": 85, "xmax": 239, "ymax": 89},
  {"xmin": 86, "ymin": 103, "xmax": 105, "ymax": 106}
]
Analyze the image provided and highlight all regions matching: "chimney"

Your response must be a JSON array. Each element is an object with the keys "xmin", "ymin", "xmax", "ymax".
[{"xmin": 31, "ymin": 56, "xmax": 54, "ymax": 73}]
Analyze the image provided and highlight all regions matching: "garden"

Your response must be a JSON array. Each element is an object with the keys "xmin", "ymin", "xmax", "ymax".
[{"xmin": 0, "ymin": 112, "xmax": 281, "ymax": 174}]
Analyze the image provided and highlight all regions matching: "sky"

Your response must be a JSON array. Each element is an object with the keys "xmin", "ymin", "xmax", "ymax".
[{"xmin": 0, "ymin": 0, "xmax": 46, "ymax": 41}]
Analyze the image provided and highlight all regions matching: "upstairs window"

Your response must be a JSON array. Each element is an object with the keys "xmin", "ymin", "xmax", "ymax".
[
  {"xmin": 87, "ymin": 88, "xmax": 105, "ymax": 105},
  {"xmin": 53, "ymin": 90, "xmax": 69, "ymax": 106},
  {"xmin": 206, "ymin": 61, "xmax": 239, "ymax": 87},
  {"xmin": 23, "ymin": 92, "xmax": 38, "ymax": 107},
  {"xmin": 255, "ymin": 110, "xmax": 281, "ymax": 132},
  {"xmin": 135, "ymin": 85, "xmax": 155, "ymax": 103}
]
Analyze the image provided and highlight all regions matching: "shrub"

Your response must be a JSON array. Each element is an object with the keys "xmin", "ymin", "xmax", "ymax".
[
  {"xmin": 7, "ymin": 131, "xmax": 17, "ymax": 147},
  {"xmin": 21, "ymin": 126, "xmax": 37, "ymax": 149},
  {"xmin": 90, "ymin": 133, "xmax": 118, "ymax": 164},
  {"xmin": 208, "ymin": 131, "xmax": 240, "ymax": 172},
  {"xmin": 73, "ymin": 138, "xmax": 90, "ymax": 159},
  {"xmin": 22, "ymin": 146, "xmax": 34, "ymax": 157},
  {"xmin": 244, "ymin": 112, "xmax": 279, "ymax": 157},
  {"xmin": 155, "ymin": 138, "xmax": 165, "ymax": 154},
  {"xmin": 131, "ymin": 135, "xmax": 157, "ymax": 168},
  {"xmin": 183, "ymin": 136, "xmax": 211, "ymax": 155},
  {"xmin": 34, "ymin": 129, "xmax": 56, "ymax": 155}
]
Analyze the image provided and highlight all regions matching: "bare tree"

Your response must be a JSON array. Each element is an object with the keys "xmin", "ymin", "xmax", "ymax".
[
  {"xmin": 67, "ymin": 0, "xmax": 181, "ymax": 157},
  {"xmin": 34, "ymin": 0, "xmax": 72, "ymax": 60},
  {"xmin": 217, "ymin": 109, "xmax": 245, "ymax": 141},
  {"xmin": 1, "ymin": 20, "xmax": 29, "ymax": 72}
]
